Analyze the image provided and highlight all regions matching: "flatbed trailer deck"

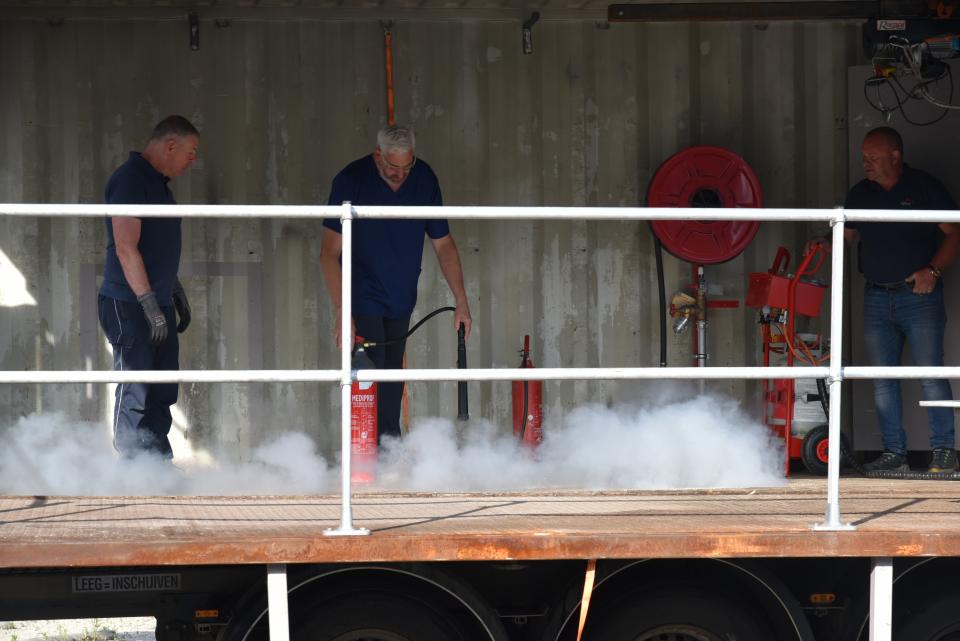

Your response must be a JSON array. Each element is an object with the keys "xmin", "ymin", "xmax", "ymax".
[{"xmin": 3, "ymin": 478, "xmax": 960, "ymax": 568}]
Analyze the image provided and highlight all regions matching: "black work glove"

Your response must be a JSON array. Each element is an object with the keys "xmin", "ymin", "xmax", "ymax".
[
  {"xmin": 172, "ymin": 278, "xmax": 191, "ymax": 333},
  {"xmin": 137, "ymin": 291, "xmax": 168, "ymax": 346}
]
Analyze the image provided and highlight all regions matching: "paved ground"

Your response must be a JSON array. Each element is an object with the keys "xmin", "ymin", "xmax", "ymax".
[{"xmin": 0, "ymin": 618, "xmax": 154, "ymax": 641}]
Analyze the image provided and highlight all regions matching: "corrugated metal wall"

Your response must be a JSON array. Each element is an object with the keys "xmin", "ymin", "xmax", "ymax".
[{"xmin": 0, "ymin": 13, "xmax": 861, "ymax": 461}]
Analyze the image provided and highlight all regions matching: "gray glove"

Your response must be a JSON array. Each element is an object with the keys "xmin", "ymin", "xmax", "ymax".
[
  {"xmin": 137, "ymin": 291, "xmax": 168, "ymax": 346},
  {"xmin": 172, "ymin": 278, "xmax": 191, "ymax": 333}
]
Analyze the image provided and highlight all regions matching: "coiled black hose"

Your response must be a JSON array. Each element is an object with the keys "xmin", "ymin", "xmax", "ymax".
[{"xmin": 816, "ymin": 377, "xmax": 960, "ymax": 479}]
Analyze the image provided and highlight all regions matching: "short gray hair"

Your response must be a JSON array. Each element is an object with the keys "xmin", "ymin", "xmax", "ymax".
[
  {"xmin": 149, "ymin": 115, "xmax": 199, "ymax": 142},
  {"xmin": 377, "ymin": 125, "xmax": 416, "ymax": 155}
]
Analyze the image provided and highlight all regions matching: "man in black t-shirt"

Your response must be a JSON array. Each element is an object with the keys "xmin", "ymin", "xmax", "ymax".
[
  {"xmin": 812, "ymin": 127, "xmax": 960, "ymax": 473},
  {"xmin": 320, "ymin": 125, "xmax": 472, "ymax": 442},
  {"xmin": 98, "ymin": 115, "xmax": 199, "ymax": 459}
]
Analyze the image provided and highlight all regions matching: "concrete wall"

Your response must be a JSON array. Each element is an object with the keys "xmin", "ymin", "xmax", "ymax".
[{"xmin": 0, "ymin": 12, "xmax": 861, "ymax": 461}]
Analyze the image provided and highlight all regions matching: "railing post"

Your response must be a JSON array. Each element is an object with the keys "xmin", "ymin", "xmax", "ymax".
[
  {"xmin": 325, "ymin": 201, "xmax": 370, "ymax": 536},
  {"xmin": 869, "ymin": 557, "xmax": 893, "ymax": 641},
  {"xmin": 266, "ymin": 564, "xmax": 290, "ymax": 641},
  {"xmin": 815, "ymin": 210, "xmax": 855, "ymax": 531}
]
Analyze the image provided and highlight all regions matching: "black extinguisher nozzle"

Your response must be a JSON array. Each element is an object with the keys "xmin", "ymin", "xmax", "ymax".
[{"xmin": 457, "ymin": 322, "xmax": 469, "ymax": 421}]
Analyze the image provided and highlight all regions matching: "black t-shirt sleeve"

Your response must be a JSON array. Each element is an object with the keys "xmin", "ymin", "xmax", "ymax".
[
  {"xmin": 106, "ymin": 169, "xmax": 148, "ymax": 205},
  {"xmin": 324, "ymin": 170, "xmax": 355, "ymax": 233},
  {"xmin": 843, "ymin": 181, "xmax": 870, "ymax": 230},
  {"xmin": 327, "ymin": 170, "xmax": 354, "ymax": 207}
]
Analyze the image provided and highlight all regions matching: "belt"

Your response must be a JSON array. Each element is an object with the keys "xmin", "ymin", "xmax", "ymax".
[{"xmin": 866, "ymin": 280, "xmax": 910, "ymax": 291}]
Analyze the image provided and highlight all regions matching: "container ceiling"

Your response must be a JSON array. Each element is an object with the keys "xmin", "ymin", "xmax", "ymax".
[{"xmin": 0, "ymin": 0, "xmax": 889, "ymax": 20}]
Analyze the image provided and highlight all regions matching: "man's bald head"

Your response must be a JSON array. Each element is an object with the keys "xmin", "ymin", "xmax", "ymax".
[
  {"xmin": 864, "ymin": 127, "xmax": 903, "ymax": 155},
  {"xmin": 861, "ymin": 127, "xmax": 904, "ymax": 191}
]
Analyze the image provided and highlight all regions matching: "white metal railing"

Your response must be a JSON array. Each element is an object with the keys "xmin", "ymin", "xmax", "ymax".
[{"xmin": 6, "ymin": 203, "xmax": 960, "ymax": 533}]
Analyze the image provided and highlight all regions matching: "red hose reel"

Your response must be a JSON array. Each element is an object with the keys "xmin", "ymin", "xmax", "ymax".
[{"xmin": 647, "ymin": 145, "xmax": 763, "ymax": 264}]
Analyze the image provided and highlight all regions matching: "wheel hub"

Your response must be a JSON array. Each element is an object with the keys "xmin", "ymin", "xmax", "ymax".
[
  {"xmin": 329, "ymin": 631, "xmax": 411, "ymax": 641},
  {"xmin": 636, "ymin": 624, "xmax": 724, "ymax": 641}
]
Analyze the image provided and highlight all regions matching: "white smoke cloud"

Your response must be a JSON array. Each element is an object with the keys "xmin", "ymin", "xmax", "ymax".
[
  {"xmin": 0, "ymin": 414, "xmax": 334, "ymax": 496},
  {"xmin": 0, "ymin": 394, "xmax": 784, "ymax": 496},
  {"xmin": 376, "ymin": 394, "xmax": 784, "ymax": 491}
]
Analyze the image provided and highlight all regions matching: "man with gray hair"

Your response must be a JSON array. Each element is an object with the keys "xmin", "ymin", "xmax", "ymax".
[{"xmin": 320, "ymin": 124, "xmax": 472, "ymax": 443}]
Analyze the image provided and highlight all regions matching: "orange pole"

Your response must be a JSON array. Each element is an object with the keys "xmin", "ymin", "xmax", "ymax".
[{"xmin": 385, "ymin": 29, "xmax": 396, "ymax": 125}]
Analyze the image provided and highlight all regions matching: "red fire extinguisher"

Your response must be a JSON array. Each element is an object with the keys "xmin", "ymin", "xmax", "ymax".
[
  {"xmin": 512, "ymin": 335, "xmax": 543, "ymax": 447},
  {"xmin": 351, "ymin": 338, "xmax": 377, "ymax": 484}
]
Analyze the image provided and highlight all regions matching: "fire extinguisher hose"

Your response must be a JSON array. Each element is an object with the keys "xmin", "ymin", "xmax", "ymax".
[
  {"xmin": 353, "ymin": 306, "xmax": 470, "ymax": 423},
  {"xmin": 356, "ymin": 306, "xmax": 456, "ymax": 349},
  {"xmin": 519, "ymin": 380, "xmax": 529, "ymax": 442},
  {"xmin": 457, "ymin": 323, "xmax": 469, "ymax": 420},
  {"xmin": 518, "ymin": 336, "xmax": 532, "ymax": 442}
]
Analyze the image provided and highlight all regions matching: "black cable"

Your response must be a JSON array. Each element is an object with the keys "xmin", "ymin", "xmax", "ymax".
[
  {"xmin": 654, "ymin": 237, "xmax": 667, "ymax": 367},
  {"xmin": 892, "ymin": 66, "xmax": 952, "ymax": 126},
  {"xmin": 863, "ymin": 67, "xmax": 953, "ymax": 127},
  {"xmin": 816, "ymin": 377, "xmax": 830, "ymax": 420},
  {"xmin": 814, "ymin": 360, "xmax": 960, "ymax": 478},
  {"xmin": 816, "ymin": 376, "xmax": 867, "ymax": 475},
  {"xmin": 357, "ymin": 306, "xmax": 456, "ymax": 348}
]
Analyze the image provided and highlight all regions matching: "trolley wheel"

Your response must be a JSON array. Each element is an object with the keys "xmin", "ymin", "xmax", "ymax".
[
  {"xmin": 801, "ymin": 424, "xmax": 850, "ymax": 476},
  {"xmin": 800, "ymin": 425, "xmax": 830, "ymax": 475}
]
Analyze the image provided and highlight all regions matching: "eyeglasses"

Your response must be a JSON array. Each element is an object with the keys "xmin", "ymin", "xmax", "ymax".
[{"xmin": 379, "ymin": 153, "xmax": 416, "ymax": 174}]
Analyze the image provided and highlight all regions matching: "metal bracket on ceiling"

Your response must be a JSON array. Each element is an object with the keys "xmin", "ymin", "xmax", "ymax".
[
  {"xmin": 522, "ymin": 11, "xmax": 540, "ymax": 55},
  {"xmin": 189, "ymin": 11, "xmax": 200, "ymax": 51}
]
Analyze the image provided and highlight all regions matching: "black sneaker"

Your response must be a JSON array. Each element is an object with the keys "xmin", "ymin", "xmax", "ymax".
[
  {"xmin": 928, "ymin": 448, "xmax": 958, "ymax": 474},
  {"xmin": 863, "ymin": 452, "xmax": 909, "ymax": 473}
]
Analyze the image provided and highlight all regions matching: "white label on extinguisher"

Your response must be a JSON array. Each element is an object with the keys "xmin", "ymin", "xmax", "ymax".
[
  {"xmin": 357, "ymin": 381, "xmax": 374, "ymax": 391},
  {"xmin": 351, "ymin": 382, "xmax": 378, "ymax": 458}
]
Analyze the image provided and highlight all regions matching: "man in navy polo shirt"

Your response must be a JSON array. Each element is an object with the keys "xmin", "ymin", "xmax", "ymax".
[
  {"xmin": 812, "ymin": 127, "xmax": 960, "ymax": 473},
  {"xmin": 98, "ymin": 115, "xmax": 199, "ymax": 459},
  {"xmin": 320, "ymin": 124, "xmax": 472, "ymax": 443}
]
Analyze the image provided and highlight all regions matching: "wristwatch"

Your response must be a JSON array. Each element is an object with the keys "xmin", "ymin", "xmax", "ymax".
[{"xmin": 928, "ymin": 264, "xmax": 943, "ymax": 279}]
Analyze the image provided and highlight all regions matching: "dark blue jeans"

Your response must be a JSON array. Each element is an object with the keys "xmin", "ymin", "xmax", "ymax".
[
  {"xmin": 98, "ymin": 295, "xmax": 178, "ymax": 459},
  {"xmin": 862, "ymin": 282, "xmax": 954, "ymax": 455},
  {"xmin": 354, "ymin": 315, "xmax": 411, "ymax": 443}
]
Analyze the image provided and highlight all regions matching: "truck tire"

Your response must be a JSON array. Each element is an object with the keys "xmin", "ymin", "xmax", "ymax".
[
  {"xmin": 217, "ymin": 565, "xmax": 508, "ymax": 641},
  {"xmin": 583, "ymin": 589, "xmax": 769, "ymax": 641},
  {"xmin": 292, "ymin": 590, "xmax": 469, "ymax": 641},
  {"xmin": 895, "ymin": 595, "xmax": 960, "ymax": 641}
]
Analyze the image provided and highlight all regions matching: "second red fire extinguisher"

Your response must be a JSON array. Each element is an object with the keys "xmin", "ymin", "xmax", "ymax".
[
  {"xmin": 351, "ymin": 338, "xmax": 377, "ymax": 484},
  {"xmin": 512, "ymin": 335, "xmax": 543, "ymax": 447}
]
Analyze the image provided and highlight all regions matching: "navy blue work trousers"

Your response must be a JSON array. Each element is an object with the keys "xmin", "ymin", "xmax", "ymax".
[
  {"xmin": 354, "ymin": 315, "xmax": 411, "ymax": 443},
  {"xmin": 98, "ymin": 295, "xmax": 178, "ymax": 458}
]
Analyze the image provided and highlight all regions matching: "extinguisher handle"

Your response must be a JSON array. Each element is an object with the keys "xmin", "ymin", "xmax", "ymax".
[
  {"xmin": 457, "ymin": 323, "xmax": 469, "ymax": 421},
  {"xmin": 770, "ymin": 246, "xmax": 791, "ymax": 275}
]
